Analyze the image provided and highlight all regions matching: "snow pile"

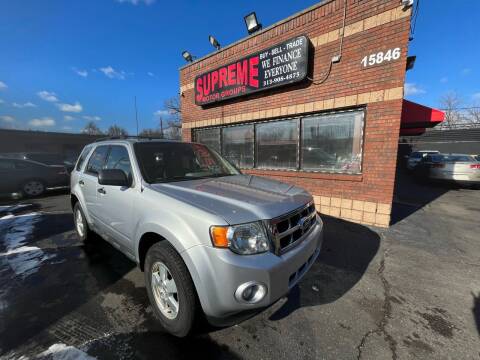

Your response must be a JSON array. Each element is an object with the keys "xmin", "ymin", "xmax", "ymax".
[
  {"xmin": 39, "ymin": 343, "xmax": 97, "ymax": 360},
  {"xmin": 0, "ymin": 212, "xmax": 52, "ymax": 278}
]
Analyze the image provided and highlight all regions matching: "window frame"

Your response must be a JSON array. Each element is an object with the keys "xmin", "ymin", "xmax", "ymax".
[
  {"xmin": 300, "ymin": 109, "xmax": 365, "ymax": 174},
  {"xmin": 220, "ymin": 123, "xmax": 255, "ymax": 169},
  {"xmin": 255, "ymin": 117, "xmax": 300, "ymax": 171},
  {"xmin": 103, "ymin": 144, "xmax": 134, "ymax": 181},
  {"xmin": 76, "ymin": 145, "xmax": 93, "ymax": 171},
  {"xmin": 192, "ymin": 107, "xmax": 365, "ymax": 175},
  {"xmin": 84, "ymin": 145, "xmax": 110, "ymax": 177}
]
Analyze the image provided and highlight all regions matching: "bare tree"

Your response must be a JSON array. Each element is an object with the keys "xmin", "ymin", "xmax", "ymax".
[
  {"xmin": 82, "ymin": 121, "xmax": 103, "ymax": 135},
  {"xmin": 163, "ymin": 95, "xmax": 181, "ymax": 121},
  {"xmin": 107, "ymin": 124, "xmax": 128, "ymax": 137},
  {"xmin": 139, "ymin": 128, "xmax": 163, "ymax": 137},
  {"xmin": 439, "ymin": 92, "xmax": 462, "ymax": 129},
  {"xmin": 468, "ymin": 102, "xmax": 480, "ymax": 124}
]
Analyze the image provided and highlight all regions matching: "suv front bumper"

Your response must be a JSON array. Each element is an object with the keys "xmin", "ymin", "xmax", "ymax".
[{"xmin": 183, "ymin": 215, "xmax": 324, "ymax": 323}]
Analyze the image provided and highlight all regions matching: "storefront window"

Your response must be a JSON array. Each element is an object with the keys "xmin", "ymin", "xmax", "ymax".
[
  {"xmin": 256, "ymin": 119, "xmax": 298, "ymax": 169},
  {"xmin": 301, "ymin": 111, "xmax": 363, "ymax": 173},
  {"xmin": 221, "ymin": 125, "xmax": 254, "ymax": 168},
  {"xmin": 194, "ymin": 128, "xmax": 221, "ymax": 153}
]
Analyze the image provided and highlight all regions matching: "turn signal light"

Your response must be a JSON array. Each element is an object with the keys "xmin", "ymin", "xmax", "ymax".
[
  {"xmin": 210, "ymin": 226, "xmax": 229, "ymax": 248},
  {"xmin": 470, "ymin": 164, "xmax": 480, "ymax": 169}
]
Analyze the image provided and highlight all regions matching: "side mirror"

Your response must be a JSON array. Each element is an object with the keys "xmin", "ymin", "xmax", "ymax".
[{"xmin": 98, "ymin": 169, "xmax": 130, "ymax": 187}]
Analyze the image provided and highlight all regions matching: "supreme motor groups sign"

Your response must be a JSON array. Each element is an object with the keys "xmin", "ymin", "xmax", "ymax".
[{"xmin": 195, "ymin": 35, "xmax": 309, "ymax": 106}]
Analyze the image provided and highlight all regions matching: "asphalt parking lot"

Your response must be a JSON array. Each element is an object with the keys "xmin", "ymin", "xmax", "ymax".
[{"xmin": 1, "ymin": 182, "xmax": 479, "ymax": 359}]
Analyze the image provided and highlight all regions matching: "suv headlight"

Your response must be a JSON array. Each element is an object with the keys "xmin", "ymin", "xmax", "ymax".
[{"xmin": 210, "ymin": 221, "xmax": 271, "ymax": 255}]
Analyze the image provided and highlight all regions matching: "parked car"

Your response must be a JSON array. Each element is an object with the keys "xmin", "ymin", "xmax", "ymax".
[
  {"xmin": 413, "ymin": 153, "xmax": 480, "ymax": 186},
  {"xmin": 405, "ymin": 150, "xmax": 440, "ymax": 171},
  {"xmin": 0, "ymin": 158, "xmax": 69, "ymax": 197},
  {"xmin": 71, "ymin": 138, "xmax": 324, "ymax": 337},
  {"xmin": 0, "ymin": 152, "xmax": 77, "ymax": 173}
]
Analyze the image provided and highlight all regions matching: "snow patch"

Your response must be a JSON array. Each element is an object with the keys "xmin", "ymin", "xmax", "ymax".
[
  {"xmin": 0, "ymin": 212, "xmax": 53, "ymax": 277},
  {"xmin": 0, "ymin": 246, "xmax": 41, "ymax": 256},
  {"xmin": 39, "ymin": 343, "xmax": 97, "ymax": 360}
]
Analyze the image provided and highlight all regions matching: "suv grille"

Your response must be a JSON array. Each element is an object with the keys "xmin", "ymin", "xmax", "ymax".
[{"xmin": 267, "ymin": 202, "xmax": 317, "ymax": 255}]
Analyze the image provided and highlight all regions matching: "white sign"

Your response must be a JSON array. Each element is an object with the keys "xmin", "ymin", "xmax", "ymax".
[{"xmin": 361, "ymin": 48, "xmax": 401, "ymax": 68}]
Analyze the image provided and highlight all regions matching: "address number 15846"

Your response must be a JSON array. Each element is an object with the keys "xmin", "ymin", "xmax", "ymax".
[{"xmin": 361, "ymin": 47, "xmax": 401, "ymax": 68}]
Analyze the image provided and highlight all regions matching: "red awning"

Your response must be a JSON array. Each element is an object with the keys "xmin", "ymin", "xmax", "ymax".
[{"xmin": 400, "ymin": 100, "xmax": 444, "ymax": 136}]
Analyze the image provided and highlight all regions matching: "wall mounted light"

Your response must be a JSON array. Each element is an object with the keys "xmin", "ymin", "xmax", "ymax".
[
  {"xmin": 244, "ymin": 12, "xmax": 262, "ymax": 34},
  {"xmin": 182, "ymin": 51, "xmax": 194, "ymax": 62},
  {"xmin": 209, "ymin": 35, "xmax": 221, "ymax": 50}
]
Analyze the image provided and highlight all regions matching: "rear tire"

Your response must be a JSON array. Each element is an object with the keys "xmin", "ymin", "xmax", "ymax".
[
  {"xmin": 144, "ymin": 241, "xmax": 197, "ymax": 337},
  {"xmin": 22, "ymin": 179, "xmax": 45, "ymax": 197},
  {"xmin": 73, "ymin": 202, "xmax": 91, "ymax": 243}
]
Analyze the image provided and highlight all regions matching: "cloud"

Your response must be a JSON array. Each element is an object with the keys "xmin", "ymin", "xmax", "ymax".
[
  {"xmin": 64, "ymin": 115, "xmax": 75, "ymax": 121},
  {"xmin": 404, "ymin": 83, "xmax": 426, "ymax": 96},
  {"xmin": 153, "ymin": 110, "xmax": 169, "ymax": 117},
  {"xmin": 147, "ymin": 72, "xmax": 155, "ymax": 77},
  {"xmin": 0, "ymin": 81, "xmax": 7, "ymax": 91},
  {"xmin": 99, "ymin": 66, "xmax": 126, "ymax": 80},
  {"xmin": 83, "ymin": 115, "xmax": 101, "ymax": 121},
  {"xmin": 472, "ymin": 93, "xmax": 480, "ymax": 101},
  {"xmin": 116, "ymin": 0, "xmax": 155, "ymax": 5},
  {"xmin": 62, "ymin": 125, "xmax": 72, "ymax": 130},
  {"xmin": 29, "ymin": 117, "xmax": 55, "ymax": 127},
  {"xmin": 37, "ymin": 90, "xmax": 59, "ymax": 102},
  {"xmin": 0, "ymin": 115, "xmax": 15, "ymax": 123},
  {"xmin": 440, "ymin": 77, "xmax": 448, "ymax": 84},
  {"xmin": 56, "ymin": 101, "xmax": 83, "ymax": 113},
  {"xmin": 461, "ymin": 68, "xmax": 471, "ymax": 76},
  {"xmin": 12, "ymin": 102, "xmax": 37, "ymax": 108},
  {"xmin": 72, "ymin": 67, "xmax": 88, "ymax": 77}
]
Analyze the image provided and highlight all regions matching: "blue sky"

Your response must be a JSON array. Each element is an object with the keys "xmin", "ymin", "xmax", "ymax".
[{"xmin": 0, "ymin": 0, "xmax": 478, "ymax": 133}]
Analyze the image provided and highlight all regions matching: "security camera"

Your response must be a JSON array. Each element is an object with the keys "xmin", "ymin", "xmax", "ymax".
[{"xmin": 401, "ymin": 0, "xmax": 414, "ymax": 9}]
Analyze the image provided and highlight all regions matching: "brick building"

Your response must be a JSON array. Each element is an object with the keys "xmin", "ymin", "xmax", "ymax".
[{"xmin": 180, "ymin": 0, "xmax": 412, "ymax": 227}]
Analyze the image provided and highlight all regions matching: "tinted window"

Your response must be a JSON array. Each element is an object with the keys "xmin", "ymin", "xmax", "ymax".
[
  {"xmin": 76, "ymin": 146, "xmax": 92, "ymax": 171},
  {"xmin": 15, "ymin": 160, "xmax": 38, "ymax": 169},
  {"xmin": 105, "ymin": 146, "xmax": 132, "ymax": 178},
  {"xmin": 0, "ymin": 159, "xmax": 15, "ymax": 170},
  {"xmin": 410, "ymin": 152, "xmax": 423, "ymax": 159},
  {"xmin": 195, "ymin": 128, "xmax": 221, "ymax": 153},
  {"xmin": 301, "ymin": 111, "xmax": 364, "ymax": 173},
  {"xmin": 221, "ymin": 125, "xmax": 254, "ymax": 168},
  {"xmin": 85, "ymin": 146, "xmax": 109, "ymax": 175},
  {"xmin": 256, "ymin": 119, "xmax": 298, "ymax": 169},
  {"xmin": 444, "ymin": 155, "xmax": 474, "ymax": 162}
]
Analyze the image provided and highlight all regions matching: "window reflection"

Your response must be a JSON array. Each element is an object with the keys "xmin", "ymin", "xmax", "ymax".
[
  {"xmin": 301, "ymin": 112, "xmax": 363, "ymax": 173},
  {"xmin": 222, "ymin": 125, "xmax": 254, "ymax": 168},
  {"xmin": 256, "ymin": 119, "xmax": 298, "ymax": 169}
]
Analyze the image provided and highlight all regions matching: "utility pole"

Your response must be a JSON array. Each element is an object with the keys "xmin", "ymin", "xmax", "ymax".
[
  {"xmin": 134, "ymin": 96, "xmax": 139, "ymax": 136},
  {"xmin": 159, "ymin": 116, "xmax": 164, "ymax": 139}
]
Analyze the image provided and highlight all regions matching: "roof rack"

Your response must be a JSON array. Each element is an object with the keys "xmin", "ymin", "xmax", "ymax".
[{"xmin": 94, "ymin": 135, "xmax": 169, "ymax": 142}]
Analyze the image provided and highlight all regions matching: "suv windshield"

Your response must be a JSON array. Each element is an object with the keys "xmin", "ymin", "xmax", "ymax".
[{"xmin": 134, "ymin": 142, "xmax": 240, "ymax": 183}]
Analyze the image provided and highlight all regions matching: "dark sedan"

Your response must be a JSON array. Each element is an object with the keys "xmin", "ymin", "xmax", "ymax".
[{"xmin": 0, "ymin": 158, "xmax": 69, "ymax": 197}]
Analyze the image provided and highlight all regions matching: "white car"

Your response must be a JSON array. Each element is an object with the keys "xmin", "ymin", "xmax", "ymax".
[{"xmin": 406, "ymin": 150, "xmax": 440, "ymax": 171}]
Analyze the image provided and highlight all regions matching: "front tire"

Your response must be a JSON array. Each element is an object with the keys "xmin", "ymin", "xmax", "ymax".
[
  {"xmin": 73, "ymin": 202, "xmax": 91, "ymax": 243},
  {"xmin": 144, "ymin": 241, "xmax": 197, "ymax": 337}
]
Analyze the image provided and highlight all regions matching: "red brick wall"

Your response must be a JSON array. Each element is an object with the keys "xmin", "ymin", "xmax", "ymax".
[{"xmin": 180, "ymin": 0, "xmax": 411, "ymax": 226}]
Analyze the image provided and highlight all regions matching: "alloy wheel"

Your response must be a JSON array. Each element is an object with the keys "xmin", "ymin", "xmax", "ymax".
[
  {"xmin": 151, "ymin": 261, "xmax": 179, "ymax": 319},
  {"xmin": 23, "ymin": 181, "xmax": 45, "ymax": 196}
]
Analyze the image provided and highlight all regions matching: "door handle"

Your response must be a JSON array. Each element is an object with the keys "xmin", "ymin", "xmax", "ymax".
[
  {"xmin": 79, "ymin": 180, "xmax": 85, "ymax": 186},
  {"xmin": 97, "ymin": 187, "xmax": 106, "ymax": 194}
]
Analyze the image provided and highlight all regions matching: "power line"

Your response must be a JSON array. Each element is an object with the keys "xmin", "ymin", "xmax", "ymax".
[{"xmin": 438, "ymin": 106, "xmax": 480, "ymax": 111}]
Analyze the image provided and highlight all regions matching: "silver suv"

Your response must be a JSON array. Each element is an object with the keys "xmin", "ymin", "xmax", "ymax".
[{"xmin": 70, "ymin": 138, "xmax": 324, "ymax": 336}]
